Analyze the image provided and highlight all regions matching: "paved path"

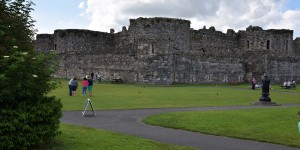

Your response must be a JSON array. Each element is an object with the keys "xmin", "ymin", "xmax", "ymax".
[{"xmin": 61, "ymin": 104, "xmax": 300, "ymax": 150}]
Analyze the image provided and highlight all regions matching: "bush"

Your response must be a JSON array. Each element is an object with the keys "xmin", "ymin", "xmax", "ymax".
[
  {"xmin": 0, "ymin": 97, "xmax": 62, "ymax": 149},
  {"xmin": 0, "ymin": 0, "xmax": 63, "ymax": 149},
  {"xmin": 0, "ymin": 51, "xmax": 63, "ymax": 149}
]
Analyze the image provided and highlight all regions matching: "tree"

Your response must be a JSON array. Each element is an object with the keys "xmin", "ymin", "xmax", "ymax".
[{"xmin": 0, "ymin": 0, "xmax": 62, "ymax": 149}]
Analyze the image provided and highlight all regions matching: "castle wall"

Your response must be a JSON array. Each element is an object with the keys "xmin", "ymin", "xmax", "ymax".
[
  {"xmin": 267, "ymin": 57, "xmax": 300, "ymax": 83},
  {"xmin": 191, "ymin": 28, "xmax": 239, "ymax": 54},
  {"xmin": 127, "ymin": 17, "xmax": 191, "ymax": 83},
  {"xmin": 293, "ymin": 38, "xmax": 300, "ymax": 55},
  {"xmin": 52, "ymin": 29, "xmax": 141, "ymax": 81},
  {"xmin": 35, "ymin": 17, "xmax": 300, "ymax": 84},
  {"xmin": 238, "ymin": 26, "xmax": 293, "ymax": 55},
  {"xmin": 35, "ymin": 34, "xmax": 54, "ymax": 52}
]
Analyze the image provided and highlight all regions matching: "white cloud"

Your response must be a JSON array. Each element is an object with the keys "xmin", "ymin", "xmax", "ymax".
[
  {"xmin": 78, "ymin": 1, "xmax": 85, "ymax": 9},
  {"xmin": 82, "ymin": 0, "xmax": 300, "ymax": 38},
  {"xmin": 267, "ymin": 10, "xmax": 300, "ymax": 30}
]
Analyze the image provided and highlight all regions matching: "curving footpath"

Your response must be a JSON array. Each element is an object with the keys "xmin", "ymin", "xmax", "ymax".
[{"xmin": 61, "ymin": 104, "xmax": 300, "ymax": 150}]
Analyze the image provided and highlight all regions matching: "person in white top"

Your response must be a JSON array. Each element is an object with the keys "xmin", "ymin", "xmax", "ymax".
[
  {"xmin": 287, "ymin": 81, "xmax": 292, "ymax": 89},
  {"xmin": 68, "ymin": 77, "xmax": 73, "ymax": 96}
]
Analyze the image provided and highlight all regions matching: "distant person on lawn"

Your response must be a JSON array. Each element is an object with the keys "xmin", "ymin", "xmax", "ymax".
[
  {"xmin": 91, "ymin": 72, "xmax": 94, "ymax": 80},
  {"xmin": 298, "ymin": 111, "xmax": 300, "ymax": 133},
  {"xmin": 71, "ymin": 77, "xmax": 78, "ymax": 96},
  {"xmin": 88, "ymin": 77, "xmax": 93, "ymax": 97},
  {"xmin": 251, "ymin": 76, "xmax": 256, "ymax": 90},
  {"xmin": 82, "ymin": 78, "xmax": 88, "ymax": 97},
  {"xmin": 68, "ymin": 77, "xmax": 73, "ymax": 96}
]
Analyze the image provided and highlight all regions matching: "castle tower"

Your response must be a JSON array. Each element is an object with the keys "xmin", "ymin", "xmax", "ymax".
[
  {"xmin": 293, "ymin": 38, "xmax": 300, "ymax": 55},
  {"xmin": 128, "ymin": 17, "xmax": 191, "ymax": 83},
  {"xmin": 35, "ymin": 34, "xmax": 54, "ymax": 52},
  {"xmin": 238, "ymin": 26, "xmax": 294, "ymax": 79},
  {"xmin": 239, "ymin": 26, "xmax": 293, "ymax": 53}
]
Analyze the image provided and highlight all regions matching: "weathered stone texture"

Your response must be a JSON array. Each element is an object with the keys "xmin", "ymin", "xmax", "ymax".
[
  {"xmin": 35, "ymin": 17, "xmax": 300, "ymax": 84},
  {"xmin": 35, "ymin": 34, "xmax": 54, "ymax": 52}
]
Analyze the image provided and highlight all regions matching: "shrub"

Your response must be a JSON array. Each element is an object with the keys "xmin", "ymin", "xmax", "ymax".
[
  {"xmin": 0, "ymin": 0, "xmax": 63, "ymax": 149},
  {"xmin": 0, "ymin": 97, "xmax": 62, "ymax": 149}
]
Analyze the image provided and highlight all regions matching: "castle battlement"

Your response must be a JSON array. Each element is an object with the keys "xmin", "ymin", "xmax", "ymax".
[{"xmin": 129, "ymin": 17, "xmax": 190, "ymax": 27}]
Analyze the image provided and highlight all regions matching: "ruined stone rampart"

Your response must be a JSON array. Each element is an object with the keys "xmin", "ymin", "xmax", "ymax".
[{"xmin": 35, "ymin": 17, "xmax": 300, "ymax": 84}]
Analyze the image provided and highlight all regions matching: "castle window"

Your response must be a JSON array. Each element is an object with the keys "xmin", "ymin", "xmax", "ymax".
[
  {"xmin": 150, "ymin": 44, "xmax": 155, "ymax": 55},
  {"xmin": 247, "ymin": 40, "xmax": 250, "ymax": 49},
  {"xmin": 286, "ymin": 40, "xmax": 288, "ymax": 51},
  {"xmin": 267, "ymin": 40, "xmax": 270, "ymax": 50},
  {"xmin": 54, "ymin": 44, "xmax": 57, "ymax": 50}
]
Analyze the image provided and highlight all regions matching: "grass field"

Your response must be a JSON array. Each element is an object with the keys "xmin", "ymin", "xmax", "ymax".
[
  {"xmin": 144, "ymin": 107, "xmax": 300, "ymax": 148},
  {"xmin": 47, "ymin": 80, "xmax": 300, "ymax": 149},
  {"xmin": 50, "ymin": 80, "xmax": 300, "ymax": 110},
  {"xmin": 40, "ymin": 124, "xmax": 194, "ymax": 150}
]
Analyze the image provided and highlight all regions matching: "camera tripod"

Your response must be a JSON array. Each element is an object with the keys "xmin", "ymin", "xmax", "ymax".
[{"xmin": 82, "ymin": 97, "xmax": 96, "ymax": 117}]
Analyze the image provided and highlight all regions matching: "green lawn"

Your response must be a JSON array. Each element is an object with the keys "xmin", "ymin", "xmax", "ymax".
[
  {"xmin": 50, "ymin": 80, "xmax": 300, "ymax": 110},
  {"xmin": 47, "ymin": 80, "xmax": 300, "ymax": 149},
  {"xmin": 144, "ymin": 107, "xmax": 300, "ymax": 148},
  {"xmin": 39, "ymin": 124, "xmax": 194, "ymax": 150}
]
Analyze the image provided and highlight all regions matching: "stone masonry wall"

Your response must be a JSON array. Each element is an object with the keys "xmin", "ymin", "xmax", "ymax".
[{"xmin": 35, "ymin": 17, "xmax": 300, "ymax": 84}]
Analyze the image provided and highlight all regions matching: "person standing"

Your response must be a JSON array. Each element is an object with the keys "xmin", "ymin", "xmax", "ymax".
[
  {"xmin": 71, "ymin": 77, "xmax": 78, "ymax": 96},
  {"xmin": 292, "ymin": 81, "xmax": 296, "ymax": 89},
  {"xmin": 88, "ymin": 77, "xmax": 94, "ymax": 97},
  {"xmin": 95, "ymin": 73, "xmax": 98, "ymax": 83},
  {"xmin": 85, "ymin": 72, "xmax": 89, "ymax": 79},
  {"xmin": 82, "ymin": 78, "xmax": 88, "ymax": 97},
  {"xmin": 91, "ymin": 72, "xmax": 94, "ymax": 80},
  {"xmin": 68, "ymin": 77, "xmax": 73, "ymax": 96},
  {"xmin": 251, "ymin": 76, "xmax": 256, "ymax": 90},
  {"xmin": 97, "ymin": 73, "xmax": 101, "ymax": 83},
  {"xmin": 298, "ymin": 111, "xmax": 300, "ymax": 134}
]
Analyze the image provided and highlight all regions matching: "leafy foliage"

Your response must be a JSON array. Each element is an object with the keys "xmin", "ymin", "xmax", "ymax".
[{"xmin": 0, "ymin": 0, "xmax": 62, "ymax": 149}]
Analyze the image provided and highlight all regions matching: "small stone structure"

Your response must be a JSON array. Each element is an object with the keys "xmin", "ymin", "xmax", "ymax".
[{"xmin": 35, "ymin": 17, "xmax": 300, "ymax": 84}]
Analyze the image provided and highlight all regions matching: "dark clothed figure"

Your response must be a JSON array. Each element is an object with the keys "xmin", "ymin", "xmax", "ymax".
[
  {"xmin": 251, "ymin": 76, "xmax": 256, "ymax": 90},
  {"xmin": 91, "ymin": 72, "xmax": 94, "ymax": 80}
]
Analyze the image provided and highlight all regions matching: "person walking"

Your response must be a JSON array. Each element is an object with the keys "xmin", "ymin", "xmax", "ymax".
[
  {"xmin": 71, "ymin": 77, "xmax": 78, "ymax": 96},
  {"xmin": 82, "ymin": 77, "xmax": 88, "ymax": 97},
  {"xmin": 68, "ymin": 77, "xmax": 73, "ymax": 96},
  {"xmin": 88, "ymin": 77, "xmax": 94, "ymax": 97}
]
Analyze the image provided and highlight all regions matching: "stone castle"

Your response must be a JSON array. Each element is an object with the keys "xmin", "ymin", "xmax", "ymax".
[{"xmin": 35, "ymin": 17, "xmax": 300, "ymax": 84}]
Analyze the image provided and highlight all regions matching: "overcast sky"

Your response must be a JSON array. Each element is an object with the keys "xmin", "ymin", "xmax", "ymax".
[{"xmin": 32, "ymin": 0, "xmax": 300, "ymax": 39}]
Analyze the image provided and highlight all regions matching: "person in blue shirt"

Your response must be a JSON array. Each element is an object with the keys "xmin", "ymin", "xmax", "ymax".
[
  {"xmin": 88, "ymin": 77, "xmax": 93, "ymax": 97},
  {"xmin": 71, "ymin": 77, "xmax": 78, "ymax": 96}
]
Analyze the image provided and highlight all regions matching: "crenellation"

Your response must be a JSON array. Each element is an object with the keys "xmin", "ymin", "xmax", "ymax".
[{"xmin": 35, "ymin": 17, "xmax": 300, "ymax": 84}]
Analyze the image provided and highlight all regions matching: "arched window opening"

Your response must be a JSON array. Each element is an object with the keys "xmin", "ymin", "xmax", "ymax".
[
  {"xmin": 152, "ymin": 44, "xmax": 155, "ymax": 54},
  {"xmin": 286, "ymin": 40, "xmax": 288, "ymax": 51},
  {"xmin": 267, "ymin": 40, "xmax": 270, "ymax": 50},
  {"xmin": 247, "ymin": 40, "xmax": 250, "ymax": 49}
]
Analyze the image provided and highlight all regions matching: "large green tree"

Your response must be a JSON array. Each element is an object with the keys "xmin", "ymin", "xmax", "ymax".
[{"xmin": 0, "ymin": 0, "xmax": 62, "ymax": 149}]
